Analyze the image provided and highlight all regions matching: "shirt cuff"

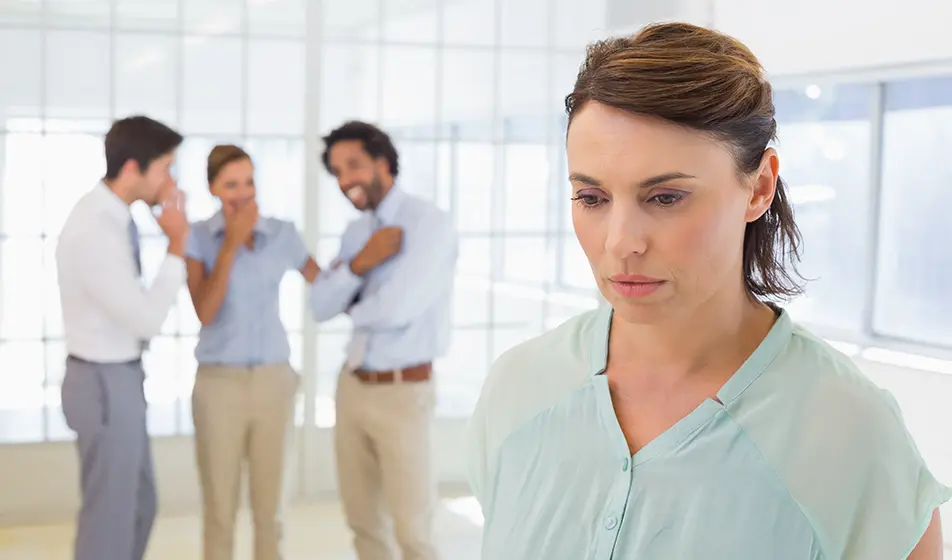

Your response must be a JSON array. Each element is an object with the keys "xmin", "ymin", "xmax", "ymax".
[
  {"xmin": 335, "ymin": 260, "xmax": 362, "ymax": 285},
  {"xmin": 314, "ymin": 259, "xmax": 363, "ymax": 295}
]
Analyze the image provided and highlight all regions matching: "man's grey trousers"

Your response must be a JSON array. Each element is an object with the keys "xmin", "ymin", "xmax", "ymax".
[{"xmin": 61, "ymin": 356, "xmax": 157, "ymax": 560}]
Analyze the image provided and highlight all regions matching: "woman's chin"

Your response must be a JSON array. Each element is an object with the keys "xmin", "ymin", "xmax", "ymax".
[{"xmin": 602, "ymin": 290, "xmax": 676, "ymax": 326}]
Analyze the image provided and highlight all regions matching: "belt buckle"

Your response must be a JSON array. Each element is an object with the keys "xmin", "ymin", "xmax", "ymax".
[{"xmin": 394, "ymin": 368, "xmax": 403, "ymax": 383}]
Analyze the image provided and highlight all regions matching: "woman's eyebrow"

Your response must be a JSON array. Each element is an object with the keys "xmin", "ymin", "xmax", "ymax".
[{"xmin": 568, "ymin": 171, "xmax": 697, "ymax": 188}]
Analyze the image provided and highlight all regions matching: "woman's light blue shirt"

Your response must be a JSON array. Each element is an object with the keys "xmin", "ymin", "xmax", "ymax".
[
  {"xmin": 466, "ymin": 306, "xmax": 950, "ymax": 559},
  {"xmin": 185, "ymin": 212, "xmax": 308, "ymax": 366}
]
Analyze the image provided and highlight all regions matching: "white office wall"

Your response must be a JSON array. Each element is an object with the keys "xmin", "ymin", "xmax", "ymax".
[
  {"xmin": 605, "ymin": 0, "xmax": 952, "ymax": 76},
  {"xmin": 716, "ymin": 0, "xmax": 952, "ymax": 76},
  {"xmin": 605, "ymin": 0, "xmax": 714, "ymax": 31}
]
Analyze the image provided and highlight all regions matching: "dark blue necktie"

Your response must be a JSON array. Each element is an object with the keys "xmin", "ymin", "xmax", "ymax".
[
  {"xmin": 128, "ymin": 218, "xmax": 147, "ymax": 353},
  {"xmin": 128, "ymin": 219, "xmax": 142, "ymax": 276}
]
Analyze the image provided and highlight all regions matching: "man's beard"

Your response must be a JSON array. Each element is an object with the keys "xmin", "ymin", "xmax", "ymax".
[
  {"xmin": 355, "ymin": 175, "xmax": 384, "ymax": 210},
  {"xmin": 366, "ymin": 174, "xmax": 385, "ymax": 209}
]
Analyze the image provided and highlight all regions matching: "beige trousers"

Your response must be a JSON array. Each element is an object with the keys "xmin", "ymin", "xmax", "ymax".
[
  {"xmin": 192, "ymin": 363, "xmax": 299, "ymax": 560},
  {"xmin": 335, "ymin": 369, "xmax": 439, "ymax": 560}
]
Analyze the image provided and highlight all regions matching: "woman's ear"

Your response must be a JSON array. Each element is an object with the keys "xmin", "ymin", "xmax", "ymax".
[{"xmin": 745, "ymin": 148, "xmax": 780, "ymax": 223}]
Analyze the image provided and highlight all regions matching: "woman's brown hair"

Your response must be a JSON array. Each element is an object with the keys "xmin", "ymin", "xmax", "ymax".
[
  {"xmin": 565, "ymin": 22, "xmax": 804, "ymax": 301},
  {"xmin": 207, "ymin": 144, "xmax": 251, "ymax": 184}
]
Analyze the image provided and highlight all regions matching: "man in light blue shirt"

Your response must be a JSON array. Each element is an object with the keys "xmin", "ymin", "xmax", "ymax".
[{"xmin": 310, "ymin": 121, "xmax": 458, "ymax": 560}]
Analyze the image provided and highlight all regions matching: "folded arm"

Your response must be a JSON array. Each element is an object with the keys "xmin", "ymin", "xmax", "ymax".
[
  {"xmin": 309, "ymin": 224, "xmax": 364, "ymax": 322},
  {"xmin": 309, "ymin": 260, "xmax": 364, "ymax": 321},
  {"xmin": 348, "ymin": 213, "xmax": 458, "ymax": 330}
]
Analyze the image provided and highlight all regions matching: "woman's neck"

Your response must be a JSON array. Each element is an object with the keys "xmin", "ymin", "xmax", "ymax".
[{"xmin": 608, "ymin": 287, "xmax": 777, "ymax": 382}]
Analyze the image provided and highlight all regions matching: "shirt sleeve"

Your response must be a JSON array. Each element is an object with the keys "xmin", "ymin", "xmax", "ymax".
[
  {"xmin": 466, "ymin": 380, "xmax": 493, "ymax": 509},
  {"xmin": 283, "ymin": 222, "xmax": 311, "ymax": 270},
  {"xmin": 347, "ymin": 211, "xmax": 458, "ymax": 330},
  {"xmin": 466, "ymin": 311, "xmax": 604, "ymax": 515},
  {"xmin": 309, "ymin": 222, "xmax": 364, "ymax": 322},
  {"xmin": 466, "ymin": 345, "xmax": 522, "ymax": 511},
  {"xmin": 776, "ymin": 384, "xmax": 952, "ymax": 559},
  {"xmin": 184, "ymin": 223, "xmax": 204, "ymax": 261},
  {"xmin": 71, "ymin": 224, "xmax": 186, "ymax": 340},
  {"xmin": 830, "ymin": 391, "xmax": 952, "ymax": 559}
]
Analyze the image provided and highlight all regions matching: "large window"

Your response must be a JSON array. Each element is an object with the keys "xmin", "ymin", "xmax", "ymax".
[
  {"xmin": 0, "ymin": 0, "xmax": 611, "ymax": 441},
  {"xmin": 876, "ymin": 76, "xmax": 952, "ymax": 348},
  {"xmin": 0, "ymin": 0, "xmax": 306, "ymax": 443},
  {"xmin": 312, "ymin": 0, "xmax": 607, "ymax": 421},
  {"xmin": 774, "ymin": 83, "xmax": 875, "ymax": 333},
  {"xmin": 773, "ymin": 78, "xmax": 952, "ymax": 354}
]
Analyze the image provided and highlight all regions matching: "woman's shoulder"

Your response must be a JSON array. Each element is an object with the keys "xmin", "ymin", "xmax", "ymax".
[
  {"xmin": 189, "ymin": 213, "xmax": 218, "ymax": 232},
  {"xmin": 474, "ymin": 307, "xmax": 605, "ymax": 421},
  {"xmin": 466, "ymin": 308, "xmax": 606, "ymax": 503},
  {"xmin": 772, "ymin": 322, "xmax": 897, "ymax": 416},
  {"xmin": 184, "ymin": 215, "xmax": 220, "ymax": 259},
  {"xmin": 259, "ymin": 215, "xmax": 294, "ymax": 230},
  {"xmin": 741, "ymin": 319, "xmax": 951, "ymax": 559},
  {"xmin": 749, "ymin": 320, "xmax": 918, "ymax": 453},
  {"xmin": 471, "ymin": 307, "xmax": 605, "ymax": 435},
  {"xmin": 256, "ymin": 216, "xmax": 307, "ymax": 244},
  {"xmin": 488, "ymin": 307, "xmax": 605, "ymax": 388}
]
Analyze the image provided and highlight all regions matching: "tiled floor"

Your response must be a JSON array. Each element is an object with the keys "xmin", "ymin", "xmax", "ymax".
[{"xmin": 0, "ymin": 498, "xmax": 484, "ymax": 560}]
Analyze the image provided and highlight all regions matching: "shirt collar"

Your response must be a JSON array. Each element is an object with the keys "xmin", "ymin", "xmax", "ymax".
[
  {"xmin": 589, "ymin": 304, "xmax": 794, "ymax": 405},
  {"xmin": 208, "ymin": 210, "xmax": 270, "ymax": 236},
  {"xmin": 372, "ymin": 186, "xmax": 404, "ymax": 225},
  {"xmin": 95, "ymin": 181, "xmax": 133, "ymax": 224}
]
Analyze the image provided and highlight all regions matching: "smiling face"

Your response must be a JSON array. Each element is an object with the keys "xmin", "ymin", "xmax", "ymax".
[
  {"xmin": 209, "ymin": 156, "xmax": 255, "ymax": 213},
  {"xmin": 326, "ymin": 139, "xmax": 390, "ymax": 211},
  {"xmin": 567, "ymin": 102, "xmax": 778, "ymax": 325}
]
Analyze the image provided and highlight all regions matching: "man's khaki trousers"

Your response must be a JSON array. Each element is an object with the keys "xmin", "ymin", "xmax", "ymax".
[
  {"xmin": 192, "ymin": 363, "xmax": 299, "ymax": 560},
  {"xmin": 334, "ymin": 369, "xmax": 439, "ymax": 560}
]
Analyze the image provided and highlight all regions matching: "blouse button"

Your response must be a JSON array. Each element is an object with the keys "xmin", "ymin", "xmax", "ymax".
[{"xmin": 605, "ymin": 516, "xmax": 618, "ymax": 530}]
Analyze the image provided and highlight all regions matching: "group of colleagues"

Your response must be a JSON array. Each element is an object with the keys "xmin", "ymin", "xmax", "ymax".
[
  {"xmin": 54, "ymin": 20, "xmax": 951, "ymax": 560},
  {"xmin": 57, "ymin": 117, "xmax": 456, "ymax": 560}
]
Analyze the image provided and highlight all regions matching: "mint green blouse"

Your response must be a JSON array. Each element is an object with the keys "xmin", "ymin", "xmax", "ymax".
[{"xmin": 466, "ymin": 306, "xmax": 950, "ymax": 559}]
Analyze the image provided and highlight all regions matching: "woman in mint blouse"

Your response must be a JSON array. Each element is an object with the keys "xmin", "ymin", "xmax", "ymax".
[{"xmin": 466, "ymin": 22, "xmax": 949, "ymax": 560}]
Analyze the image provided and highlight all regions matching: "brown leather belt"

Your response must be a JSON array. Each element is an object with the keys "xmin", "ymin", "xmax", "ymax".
[{"xmin": 354, "ymin": 362, "xmax": 432, "ymax": 384}]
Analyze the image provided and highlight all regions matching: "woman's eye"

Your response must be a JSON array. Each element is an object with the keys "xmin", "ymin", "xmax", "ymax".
[
  {"xmin": 650, "ymin": 193, "xmax": 683, "ymax": 206},
  {"xmin": 571, "ymin": 194, "xmax": 605, "ymax": 208}
]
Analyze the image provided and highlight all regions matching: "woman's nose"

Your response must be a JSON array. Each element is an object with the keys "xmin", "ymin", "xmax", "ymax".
[{"xmin": 605, "ymin": 207, "xmax": 649, "ymax": 258}]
